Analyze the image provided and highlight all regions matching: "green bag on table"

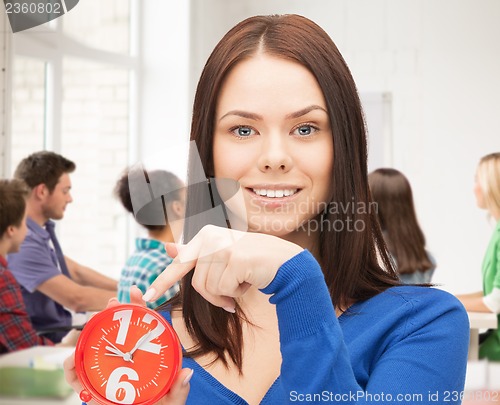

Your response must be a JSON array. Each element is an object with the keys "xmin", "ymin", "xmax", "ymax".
[{"xmin": 0, "ymin": 367, "xmax": 73, "ymax": 398}]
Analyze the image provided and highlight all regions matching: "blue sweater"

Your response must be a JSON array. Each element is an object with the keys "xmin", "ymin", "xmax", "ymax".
[{"xmin": 161, "ymin": 250, "xmax": 469, "ymax": 404}]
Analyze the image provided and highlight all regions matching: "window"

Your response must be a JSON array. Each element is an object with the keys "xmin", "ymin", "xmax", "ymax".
[
  {"xmin": 8, "ymin": 0, "xmax": 138, "ymax": 277},
  {"xmin": 10, "ymin": 57, "xmax": 47, "ymax": 165}
]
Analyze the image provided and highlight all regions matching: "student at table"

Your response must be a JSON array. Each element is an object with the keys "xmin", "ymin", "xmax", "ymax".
[
  {"xmin": 8, "ymin": 151, "xmax": 117, "ymax": 343},
  {"xmin": 457, "ymin": 152, "xmax": 500, "ymax": 361},
  {"xmin": 0, "ymin": 179, "xmax": 77, "ymax": 353},
  {"xmin": 114, "ymin": 167, "xmax": 185, "ymax": 308}
]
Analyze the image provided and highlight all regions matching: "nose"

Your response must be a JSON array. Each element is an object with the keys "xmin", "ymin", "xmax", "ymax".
[
  {"xmin": 67, "ymin": 192, "xmax": 73, "ymax": 203},
  {"xmin": 257, "ymin": 133, "xmax": 293, "ymax": 173}
]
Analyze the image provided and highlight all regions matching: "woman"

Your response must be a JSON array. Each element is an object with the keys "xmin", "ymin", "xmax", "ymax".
[
  {"xmin": 368, "ymin": 168, "xmax": 435, "ymax": 284},
  {"xmin": 66, "ymin": 14, "xmax": 469, "ymax": 404},
  {"xmin": 458, "ymin": 152, "xmax": 500, "ymax": 361},
  {"xmin": 114, "ymin": 167, "xmax": 185, "ymax": 309}
]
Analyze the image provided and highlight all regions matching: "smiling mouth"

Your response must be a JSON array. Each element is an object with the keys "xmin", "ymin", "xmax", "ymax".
[{"xmin": 249, "ymin": 188, "xmax": 300, "ymax": 198}]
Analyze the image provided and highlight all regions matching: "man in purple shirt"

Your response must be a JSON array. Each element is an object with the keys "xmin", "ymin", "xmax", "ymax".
[{"xmin": 8, "ymin": 151, "xmax": 118, "ymax": 343}]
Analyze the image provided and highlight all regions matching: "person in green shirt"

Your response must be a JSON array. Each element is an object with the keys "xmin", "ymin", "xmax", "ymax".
[
  {"xmin": 114, "ymin": 167, "xmax": 185, "ymax": 309},
  {"xmin": 457, "ymin": 152, "xmax": 500, "ymax": 361}
]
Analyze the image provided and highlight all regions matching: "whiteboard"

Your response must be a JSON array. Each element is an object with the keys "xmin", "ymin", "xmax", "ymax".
[{"xmin": 360, "ymin": 92, "xmax": 393, "ymax": 172}]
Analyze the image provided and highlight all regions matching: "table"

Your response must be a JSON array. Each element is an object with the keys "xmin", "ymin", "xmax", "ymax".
[
  {"xmin": 0, "ymin": 346, "xmax": 79, "ymax": 405},
  {"xmin": 467, "ymin": 311, "xmax": 498, "ymax": 361}
]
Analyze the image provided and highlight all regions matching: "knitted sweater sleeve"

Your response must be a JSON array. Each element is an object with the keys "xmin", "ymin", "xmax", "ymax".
[{"xmin": 260, "ymin": 250, "xmax": 469, "ymax": 404}]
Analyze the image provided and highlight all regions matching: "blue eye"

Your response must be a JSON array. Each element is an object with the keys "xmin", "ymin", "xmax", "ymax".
[
  {"xmin": 233, "ymin": 126, "xmax": 255, "ymax": 137},
  {"xmin": 294, "ymin": 125, "xmax": 316, "ymax": 136}
]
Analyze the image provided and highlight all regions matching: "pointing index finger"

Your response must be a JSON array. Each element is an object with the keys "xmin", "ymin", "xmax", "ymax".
[
  {"xmin": 143, "ymin": 225, "xmax": 239, "ymax": 303},
  {"xmin": 143, "ymin": 257, "xmax": 195, "ymax": 302},
  {"xmin": 142, "ymin": 233, "xmax": 206, "ymax": 302}
]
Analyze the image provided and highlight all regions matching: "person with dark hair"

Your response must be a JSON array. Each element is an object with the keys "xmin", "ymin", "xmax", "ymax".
[
  {"xmin": 8, "ymin": 151, "xmax": 117, "ymax": 343},
  {"xmin": 458, "ymin": 152, "xmax": 500, "ymax": 361},
  {"xmin": 368, "ymin": 168, "xmax": 435, "ymax": 284},
  {"xmin": 0, "ymin": 179, "xmax": 55, "ymax": 353},
  {"xmin": 0, "ymin": 179, "xmax": 79, "ymax": 353},
  {"xmin": 65, "ymin": 15, "xmax": 468, "ymax": 404},
  {"xmin": 114, "ymin": 167, "xmax": 185, "ymax": 308}
]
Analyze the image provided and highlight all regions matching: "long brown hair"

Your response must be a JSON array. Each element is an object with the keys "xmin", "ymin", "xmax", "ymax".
[
  {"xmin": 165, "ymin": 14, "xmax": 399, "ymax": 372},
  {"xmin": 368, "ymin": 168, "xmax": 433, "ymax": 275}
]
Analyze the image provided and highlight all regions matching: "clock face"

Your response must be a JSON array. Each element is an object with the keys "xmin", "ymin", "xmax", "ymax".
[{"xmin": 75, "ymin": 304, "xmax": 181, "ymax": 405}]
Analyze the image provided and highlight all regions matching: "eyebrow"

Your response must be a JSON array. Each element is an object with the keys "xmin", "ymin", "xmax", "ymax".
[{"xmin": 218, "ymin": 104, "xmax": 328, "ymax": 122}]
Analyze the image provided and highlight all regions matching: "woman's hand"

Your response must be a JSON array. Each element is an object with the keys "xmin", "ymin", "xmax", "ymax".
[
  {"xmin": 63, "ymin": 286, "xmax": 192, "ymax": 404},
  {"xmin": 143, "ymin": 225, "xmax": 303, "ymax": 311},
  {"xmin": 58, "ymin": 328, "xmax": 81, "ymax": 347}
]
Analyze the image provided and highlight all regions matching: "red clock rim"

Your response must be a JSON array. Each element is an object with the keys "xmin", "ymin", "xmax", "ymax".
[{"xmin": 74, "ymin": 303, "xmax": 182, "ymax": 405}]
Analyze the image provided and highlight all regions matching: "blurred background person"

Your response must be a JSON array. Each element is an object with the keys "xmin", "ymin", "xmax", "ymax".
[
  {"xmin": 457, "ymin": 152, "xmax": 500, "ymax": 361},
  {"xmin": 114, "ymin": 167, "xmax": 185, "ymax": 309},
  {"xmin": 369, "ymin": 168, "xmax": 435, "ymax": 284},
  {"xmin": 0, "ymin": 179, "xmax": 78, "ymax": 353},
  {"xmin": 8, "ymin": 151, "xmax": 117, "ymax": 343}
]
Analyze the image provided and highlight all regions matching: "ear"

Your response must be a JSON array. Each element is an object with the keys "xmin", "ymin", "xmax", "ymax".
[
  {"xmin": 33, "ymin": 183, "xmax": 48, "ymax": 200},
  {"xmin": 4, "ymin": 225, "xmax": 15, "ymax": 238},
  {"xmin": 171, "ymin": 200, "xmax": 185, "ymax": 218}
]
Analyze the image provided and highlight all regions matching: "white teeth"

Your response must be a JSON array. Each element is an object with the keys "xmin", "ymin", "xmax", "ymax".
[{"xmin": 252, "ymin": 188, "xmax": 298, "ymax": 198}]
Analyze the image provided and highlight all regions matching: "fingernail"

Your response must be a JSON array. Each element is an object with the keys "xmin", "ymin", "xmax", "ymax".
[
  {"xmin": 182, "ymin": 369, "xmax": 194, "ymax": 386},
  {"xmin": 142, "ymin": 288, "xmax": 156, "ymax": 302},
  {"xmin": 108, "ymin": 297, "xmax": 118, "ymax": 304},
  {"xmin": 223, "ymin": 306, "xmax": 236, "ymax": 313}
]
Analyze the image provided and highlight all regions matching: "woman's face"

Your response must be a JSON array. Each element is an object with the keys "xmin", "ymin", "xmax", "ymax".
[{"xmin": 213, "ymin": 54, "xmax": 333, "ymax": 245}]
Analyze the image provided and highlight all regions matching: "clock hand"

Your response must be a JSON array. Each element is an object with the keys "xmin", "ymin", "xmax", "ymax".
[
  {"xmin": 105, "ymin": 345, "xmax": 125, "ymax": 356},
  {"xmin": 103, "ymin": 337, "xmax": 126, "ymax": 357},
  {"xmin": 128, "ymin": 330, "xmax": 153, "ymax": 358},
  {"xmin": 104, "ymin": 342, "xmax": 135, "ymax": 363},
  {"xmin": 105, "ymin": 353, "xmax": 128, "ymax": 358},
  {"xmin": 102, "ymin": 336, "xmax": 134, "ymax": 363}
]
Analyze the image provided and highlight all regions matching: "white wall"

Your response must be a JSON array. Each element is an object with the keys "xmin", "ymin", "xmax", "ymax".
[
  {"xmin": 187, "ymin": 0, "xmax": 500, "ymax": 294},
  {"xmin": 139, "ymin": 0, "xmax": 190, "ymax": 182},
  {"xmin": 130, "ymin": 0, "xmax": 191, "ymax": 257},
  {"xmin": 0, "ymin": 11, "xmax": 11, "ymax": 177}
]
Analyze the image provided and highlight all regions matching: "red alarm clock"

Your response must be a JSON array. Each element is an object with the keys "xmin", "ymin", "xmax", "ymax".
[{"xmin": 74, "ymin": 304, "xmax": 182, "ymax": 405}]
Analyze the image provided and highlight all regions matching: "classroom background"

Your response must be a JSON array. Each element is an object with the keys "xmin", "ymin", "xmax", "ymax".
[{"xmin": 1, "ymin": 0, "xmax": 500, "ymax": 297}]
